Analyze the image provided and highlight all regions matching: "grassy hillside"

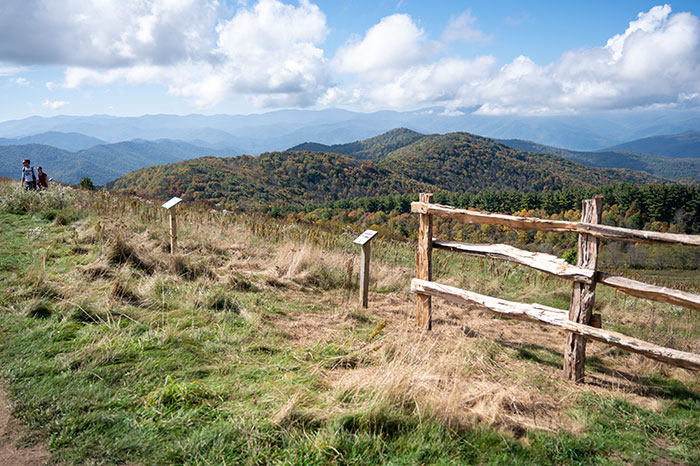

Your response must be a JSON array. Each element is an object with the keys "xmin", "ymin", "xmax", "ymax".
[
  {"xmin": 1, "ymin": 182, "xmax": 699, "ymax": 464},
  {"xmin": 109, "ymin": 132, "xmax": 659, "ymax": 211}
]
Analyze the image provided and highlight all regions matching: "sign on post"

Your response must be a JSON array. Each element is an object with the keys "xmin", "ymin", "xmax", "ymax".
[
  {"xmin": 162, "ymin": 197, "xmax": 183, "ymax": 254},
  {"xmin": 353, "ymin": 229, "xmax": 378, "ymax": 308}
]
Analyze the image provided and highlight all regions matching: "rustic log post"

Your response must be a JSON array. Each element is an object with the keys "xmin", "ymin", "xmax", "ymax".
[
  {"xmin": 416, "ymin": 193, "xmax": 433, "ymax": 329},
  {"xmin": 564, "ymin": 195, "xmax": 603, "ymax": 382},
  {"xmin": 359, "ymin": 241, "xmax": 371, "ymax": 308},
  {"xmin": 169, "ymin": 208, "xmax": 177, "ymax": 254}
]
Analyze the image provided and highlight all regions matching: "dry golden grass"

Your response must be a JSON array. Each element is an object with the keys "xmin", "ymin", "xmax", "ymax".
[
  {"xmin": 317, "ymin": 292, "xmax": 697, "ymax": 437},
  {"xmin": 61, "ymin": 189, "xmax": 700, "ymax": 438}
]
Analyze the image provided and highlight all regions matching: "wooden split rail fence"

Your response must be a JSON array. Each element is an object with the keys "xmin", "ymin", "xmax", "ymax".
[{"xmin": 411, "ymin": 193, "xmax": 700, "ymax": 382}]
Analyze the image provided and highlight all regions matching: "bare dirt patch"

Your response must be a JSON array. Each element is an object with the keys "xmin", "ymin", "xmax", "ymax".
[{"xmin": 0, "ymin": 386, "xmax": 49, "ymax": 466}]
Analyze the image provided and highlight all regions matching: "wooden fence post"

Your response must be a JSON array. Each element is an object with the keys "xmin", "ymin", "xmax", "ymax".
[
  {"xmin": 416, "ymin": 193, "xmax": 433, "ymax": 329},
  {"xmin": 563, "ymin": 195, "xmax": 603, "ymax": 382}
]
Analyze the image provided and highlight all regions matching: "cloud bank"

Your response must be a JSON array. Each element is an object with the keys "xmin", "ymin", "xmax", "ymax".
[{"xmin": 1, "ymin": 1, "xmax": 699, "ymax": 114}]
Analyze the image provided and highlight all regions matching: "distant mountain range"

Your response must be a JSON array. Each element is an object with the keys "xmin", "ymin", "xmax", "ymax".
[
  {"xmin": 0, "ymin": 131, "xmax": 106, "ymax": 152},
  {"xmin": 497, "ymin": 132, "xmax": 700, "ymax": 181},
  {"xmin": 1, "ymin": 115, "xmax": 697, "ymax": 186},
  {"xmin": 0, "ymin": 140, "xmax": 237, "ymax": 185},
  {"xmin": 1, "ymin": 108, "xmax": 700, "ymax": 153},
  {"xmin": 107, "ymin": 131, "xmax": 658, "ymax": 211},
  {"xmin": 607, "ymin": 131, "xmax": 700, "ymax": 158},
  {"xmin": 290, "ymin": 128, "xmax": 700, "ymax": 181}
]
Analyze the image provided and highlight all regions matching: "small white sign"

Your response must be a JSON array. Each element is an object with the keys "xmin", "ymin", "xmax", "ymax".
[
  {"xmin": 162, "ymin": 197, "xmax": 183, "ymax": 210},
  {"xmin": 353, "ymin": 229, "xmax": 378, "ymax": 245}
]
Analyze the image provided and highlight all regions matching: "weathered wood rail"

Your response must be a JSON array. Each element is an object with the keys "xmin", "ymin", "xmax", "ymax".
[{"xmin": 411, "ymin": 194, "xmax": 700, "ymax": 381}]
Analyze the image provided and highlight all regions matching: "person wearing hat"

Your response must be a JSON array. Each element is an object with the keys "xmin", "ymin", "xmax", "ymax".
[{"xmin": 21, "ymin": 159, "xmax": 37, "ymax": 190}]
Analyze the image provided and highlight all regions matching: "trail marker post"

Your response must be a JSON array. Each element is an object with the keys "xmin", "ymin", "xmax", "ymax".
[
  {"xmin": 162, "ymin": 197, "xmax": 183, "ymax": 254},
  {"xmin": 354, "ymin": 229, "xmax": 378, "ymax": 308}
]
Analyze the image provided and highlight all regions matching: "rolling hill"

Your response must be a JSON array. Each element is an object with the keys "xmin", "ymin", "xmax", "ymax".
[
  {"xmin": 498, "ymin": 137, "xmax": 700, "ymax": 181},
  {"xmin": 0, "ymin": 140, "xmax": 238, "ymax": 185},
  {"xmin": 288, "ymin": 128, "xmax": 426, "ymax": 159},
  {"xmin": 606, "ymin": 130, "xmax": 700, "ymax": 158},
  {"xmin": 108, "ymin": 131, "xmax": 659, "ymax": 211}
]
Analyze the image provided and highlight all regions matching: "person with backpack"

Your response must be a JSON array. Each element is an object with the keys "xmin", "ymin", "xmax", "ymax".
[
  {"xmin": 36, "ymin": 166, "xmax": 49, "ymax": 190},
  {"xmin": 21, "ymin": 159, "xmax": 37, "ymax": 190}
]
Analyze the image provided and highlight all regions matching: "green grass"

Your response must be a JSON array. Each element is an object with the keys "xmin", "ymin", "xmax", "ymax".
[{"xmin": 1, "ymin": 188, "xmax": 699, "ymax": 464}]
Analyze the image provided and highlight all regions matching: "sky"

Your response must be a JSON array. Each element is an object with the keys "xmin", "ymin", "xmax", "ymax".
[{"xmin": 1, "ymin": 0, "xmax": 700, "ymax": 121}]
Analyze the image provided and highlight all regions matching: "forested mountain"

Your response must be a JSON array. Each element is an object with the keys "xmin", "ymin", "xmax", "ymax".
[
  {"xmin": 378, "ymin": 133, "xmax": 656, "ymax": 192},
  {"xmin": 108, "ymin": 132, "xmax": 659, "ymax": 211},
  {"xmin": 107, "ymin": 151, "xmax": 433, "ymax": 211},
  {"xmin": 288, "ymin": 128, "xmax": 426, "ymax": 159},
  {"xmin": 606, "ymin": 130, "xmax": 700, "ymax": 158},
  {"xmin": 498, "ymin": 138, "xmax": 700, "ymax": 180},
  {"xmin": 0, "ymin": 140, "xmax": 238, "ymax": 185}
]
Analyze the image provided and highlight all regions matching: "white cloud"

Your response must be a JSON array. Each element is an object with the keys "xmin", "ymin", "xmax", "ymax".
[
  {"xmin": 42, "ymin": 100, "xmax": 68, "ymax": 110},
  {"xmin": 0, "ymin": 0, "xmax": 220, "ymax": 67},
  {"xmin": 442, "ymin": 11, "xmax": 490, "ymax": 43},
  {"xmin": 330, "ymin": 5, "xmax": 700, "ymax": 114},
  {"xmin": 2, "ymin": 2, "xmax": 700, "ymax": 115},
  {"xmin": 45, "ymin": 0, "xmax": 330, "ymax": 108},
  {"xmin": 14, "ymin": 77, "xmax": 29, "ymax": 86},
  {"xmin": 324, "ymin": 55, "xmax": 495, "ymax": 110},
  {"xmin": 605, "ymin": 5, "xmax": 672, "ymax": 60},
  {"xmin": 333, "ymin": 14, "xmax": 429, "ymax": 79},
  {"xmin": 0, "ymin": 65, "xmax": 24, "ymax": 76},
  {"xmin": 546, "ymin": 5, "xmax": 700, "ymax": 112}
]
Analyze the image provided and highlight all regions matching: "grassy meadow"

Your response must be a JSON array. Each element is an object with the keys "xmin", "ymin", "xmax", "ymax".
[{"xmin": 0, "ymin": 179, "xmax": 699, "ymax": 465}]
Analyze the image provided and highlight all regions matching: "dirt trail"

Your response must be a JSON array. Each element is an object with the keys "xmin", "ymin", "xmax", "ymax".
[{"xmin": 0, "ymin": 386, "xmax": 49, "ymax": 466}]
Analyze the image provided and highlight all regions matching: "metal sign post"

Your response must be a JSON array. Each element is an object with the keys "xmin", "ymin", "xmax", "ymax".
[
  {"xmin": 162, "ymin": 197, "xmax": 183, "ymax": 254},
  {"xmin": 353, "ymin": 229, "xmax": 378, "ymax": 308}
]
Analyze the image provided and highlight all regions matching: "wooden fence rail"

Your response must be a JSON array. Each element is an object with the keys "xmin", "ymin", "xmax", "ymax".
[
  {"xmin": 412, "ymin": 201, "xmax": 700, "ymax": 246},
  {"xmin": 411, "ymin": 194, "xmax": 700, "ymax": 382}
]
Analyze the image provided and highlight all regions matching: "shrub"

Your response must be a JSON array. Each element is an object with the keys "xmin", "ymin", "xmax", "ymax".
[
  {"xmin": 79, "ymin": 177, "xmax": 95, "ymax": 190},
  {"xmin": 0, "ymin": 183, "xmax": 74, "ymax": 214},
  {"xmin": 562, "ymin": 247, "xmax": 577, "ymax": 265}
]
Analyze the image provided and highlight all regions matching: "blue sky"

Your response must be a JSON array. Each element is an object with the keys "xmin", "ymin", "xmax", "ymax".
[{"xmin": 1, "ymin": 1, "xmax": 700, "ymax": 121}]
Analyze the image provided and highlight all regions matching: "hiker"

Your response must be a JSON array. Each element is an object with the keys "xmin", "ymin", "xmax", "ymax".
[
  {"xmin": 21, "ymin": 159, "xmax": 37, "ymax": 190},
  {"xmin": 37, "ymin": 166, "xmax": 49, "ymax": 190}
]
